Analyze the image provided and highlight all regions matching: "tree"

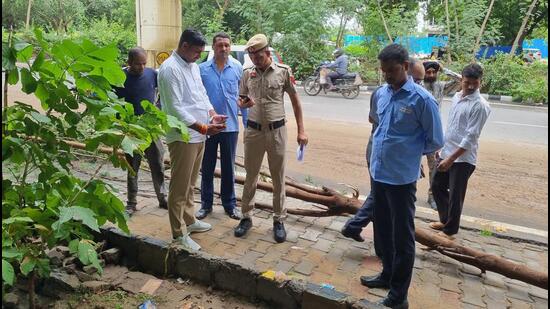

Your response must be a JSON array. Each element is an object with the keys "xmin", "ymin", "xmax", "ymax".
[{"xmin": 510, "ymin": 0, "xmax": 539, "ymax": 55}]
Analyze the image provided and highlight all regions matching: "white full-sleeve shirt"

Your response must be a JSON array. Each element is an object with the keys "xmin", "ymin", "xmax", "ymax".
[
  {"xmin": 158, "ymin": 51, "xmax": 213, "ymax": 144},
  {"xmin": 441, "ymin": 90, "xmax": 491, "ymax": 166}
]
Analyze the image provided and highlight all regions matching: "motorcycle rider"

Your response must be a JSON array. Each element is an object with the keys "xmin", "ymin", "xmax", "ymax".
[{"xmin": 324, "ymin": 48, "xmax": 348, "ymax": 90}]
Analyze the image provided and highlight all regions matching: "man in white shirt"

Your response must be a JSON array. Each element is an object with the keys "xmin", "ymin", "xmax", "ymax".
[
  {"xmin": 158, "ymin": 29, "xmax": 226, "ymax": 251},
  {"xmin": 429, "ymin": 63, "xmax": 491, "ymax": 238}
]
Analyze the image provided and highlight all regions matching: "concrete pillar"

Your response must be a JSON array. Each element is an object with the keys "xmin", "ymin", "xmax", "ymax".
[{"xmin": 136, "ymin": 0, "xmax": 182, "ymax": 68}]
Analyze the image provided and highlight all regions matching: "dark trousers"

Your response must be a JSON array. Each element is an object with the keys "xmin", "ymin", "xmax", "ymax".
[
  {"xmin": 431, "ymin": 162, "xmax": 476, "ymax": 235},
  {"xmin": 327, "ymin": 71, "xmax": 343, "ymax": 87},
  {"xmin": 372, "ymin": 180, "xmax": 417, "ymax": 303},
  {"xmin": 343, "ymin": 177, "xmax": 383, "ymax": 257},
  {"xmin": 126, "ymin": 139, "xmax": 167, "ymax": 208},
  {"xmin": 200, "ymin": 132, "xmax": 239, "ymax": 212}
]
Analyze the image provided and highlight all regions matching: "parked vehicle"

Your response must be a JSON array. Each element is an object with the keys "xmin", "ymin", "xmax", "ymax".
[
  {"xmin": 198, "ymin": 45, "xmax": 283, "ymax": 69},
  {"xmin": 522, "ymin": 48, "xmax": 542, "ymax": 63},
  {"xmin": 303, "ymin": 61, "xmax": 361, "ymax": 99}
]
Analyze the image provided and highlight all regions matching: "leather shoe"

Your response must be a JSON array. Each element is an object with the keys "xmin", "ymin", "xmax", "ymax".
[
  {"xmin": 159, "ymin": 200, "xmax": 168, "ymax": 209},
  {"xmin": 360, "ymin": 274, "xmax": 390, "ymax": 289},
  {"xmin": 377, "ymin": 297, "xmax": 409, "ymax": 309},
  {"xmin": 273, "ymin": 221, "xmax": 286, "ymax": 243},
  {"xmin": 234, "ymin": 218, "xmax": 252, "ymax": 237},
  {"xmin": 341, "ymin": 227, "xmax": 365, "ymax": 242},
  {"xmin": 225, "ymin": 209, "xmax": 242, "ymax": 220},
  {"xmin": 195, "ymin": 208, "xmax": 212, "ymax": 220}
]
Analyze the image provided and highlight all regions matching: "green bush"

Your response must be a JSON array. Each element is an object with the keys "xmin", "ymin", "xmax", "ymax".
[{"xmin": 481, "ymin": 53, "xmax": 548, "ymax": 103}]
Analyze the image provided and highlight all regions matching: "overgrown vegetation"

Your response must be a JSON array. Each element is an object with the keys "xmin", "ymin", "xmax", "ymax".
[{"xmin": 1, "ymin": 29, "xmax": 187, "ymax": 304}]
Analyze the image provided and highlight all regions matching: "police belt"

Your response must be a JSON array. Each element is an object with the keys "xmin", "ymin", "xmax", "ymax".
[{"xmin": 247, "ymin": 119, "xmax": 285, "ymax": 131}]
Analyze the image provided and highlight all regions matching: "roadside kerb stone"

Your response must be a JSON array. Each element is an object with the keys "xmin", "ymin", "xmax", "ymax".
[{"xmin": 99, "ymin": 227, "xmax": 388, "ymax": 309}]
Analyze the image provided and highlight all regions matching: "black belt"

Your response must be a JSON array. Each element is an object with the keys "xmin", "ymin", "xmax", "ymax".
[{"xmin": 247, "ymin": 119, "xmax": 285, "ymax": 131}]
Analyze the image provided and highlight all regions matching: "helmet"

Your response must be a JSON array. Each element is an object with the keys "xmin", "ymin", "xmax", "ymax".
[{"xmin": 332, "ymin": 48, "xmax": 344, "ymax": 57}]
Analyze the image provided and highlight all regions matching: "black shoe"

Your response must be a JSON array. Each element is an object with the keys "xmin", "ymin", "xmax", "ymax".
[
  {"xmin": 225, "ymin": 209, "xmax": 242, "ymax": 220},
  {"xmin": 234, "ymin": 218, "xmax": 252, "ymax": 237},
  {"xmin": 341, "ymin": 227, "xmax": 365, "ymax": 242},
  {"xmin": 377, "ymin": 297, "xmax": 409, "ymax": 309},
  {"xmin": 195, "ymin": 208, "xmax": 212, "ymax": 220},
  {"xmin": 159, "ymin": 201, "xmax": 168, "ymax": 209},
  {"xmin": 273, "ymin": 221, "xmax": 286, "ymax": 243},
  {"xmin": 360, "ymin": 274, "xmax": 390, "ymax": 289}
]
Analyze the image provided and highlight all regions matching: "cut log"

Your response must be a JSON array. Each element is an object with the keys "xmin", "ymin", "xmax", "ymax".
[{"xmin": 60, "ymin": 138, "xmax": 549, "ymax": 290}]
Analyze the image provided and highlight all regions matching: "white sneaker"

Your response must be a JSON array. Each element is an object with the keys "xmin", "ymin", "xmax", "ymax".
[
  {"xmin": 187, "ymin": 220, "xmax": 212, "ymax": 234},
  {"xmin": 175, "ymin": 234, "xmax": 201, "ymax": 252}
]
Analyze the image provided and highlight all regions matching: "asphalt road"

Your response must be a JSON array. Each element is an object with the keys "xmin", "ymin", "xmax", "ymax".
[{"xmin": 288, "ymin": 88, "xmax": 549, "ymax": 146}]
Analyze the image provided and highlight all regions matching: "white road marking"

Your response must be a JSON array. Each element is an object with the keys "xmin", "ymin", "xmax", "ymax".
[{"xmin": 493, "ymin": 121, "xmax": 548, "ymax": 129}]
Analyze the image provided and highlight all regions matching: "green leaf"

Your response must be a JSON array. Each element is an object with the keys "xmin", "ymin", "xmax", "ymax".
[
  {"xmin": 20, "ymin": 68, "xmax": 37, "ymax": 94},
  {"xmin": 120, "ymin": 136, "xmax": 147, "ymax": 155},
  {"xmin": 2, "ymin": 248, "xmax": 23, "ymax": 260},
  {"xmin": 35, "ymin": 83, "xmax": 50, "ymax": 106},
  {"xmin": 32, "ymin": 50, "xmax": 46, "ymax": 70},
  {"xmin": 16, "ymin": 44, "xmax": 34, "ymax": 63},
  {"xmin": 7, "ymin": 69, "xmax": 19, "ymax": 85},
  {"xmin": 87, "ymin": 45, "xmax": 119, "ymax": 62},
  {"xmin": 54, "ymin": 206, "xmax": 100, "ymax": 232},
  {"xmin": 166, "ymin": 115, "xmax": 190, "ymax": 142},
  {"xmin": 30, "ymin": 111, "xmax": 51, "ymax": 124},
  {"xmin": 68, "ymin": 239, "xmax": 79, "ymax": 254},
  {"xmin": 102, "ymin": 66, "xmax": 126, "ymax": 87},
  {"xmin": 60, "ymin": 40, "xmax": 83, "ymax": 60},
  {"xmin": 2, "ymin": 216, "xmax": 34, "ymax": 225},
  {"xmin": 20, "ymin": 256, "xmax": 36, "ymax": 276},
  {"xmin": 77, "ymin": 241, "xmax": 95, "ymax": 265},
  {"xmin": 2, "ymin": 259, "xmax": 15, "ymax": 285}
]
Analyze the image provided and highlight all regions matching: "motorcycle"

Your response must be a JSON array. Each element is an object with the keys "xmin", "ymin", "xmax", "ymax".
[{"xmin": 303, "ymin": 61, "xmax": 362, "ymax": 99}]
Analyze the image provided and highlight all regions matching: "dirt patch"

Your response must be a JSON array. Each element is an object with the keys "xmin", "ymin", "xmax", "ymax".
[{"xmin": 6, "ymin": 265, "xmax": 268, "ymax": 309}]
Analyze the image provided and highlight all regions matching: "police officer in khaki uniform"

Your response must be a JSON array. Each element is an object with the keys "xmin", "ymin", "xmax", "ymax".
[{"xmin": 234, "ymin": 34, "xmax": 308, "ymax": 243}]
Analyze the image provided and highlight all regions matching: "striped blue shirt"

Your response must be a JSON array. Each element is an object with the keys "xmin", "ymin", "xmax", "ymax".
[{"xmin": 370, "ymin": 77, "xmax": 444, "ymax": 185}]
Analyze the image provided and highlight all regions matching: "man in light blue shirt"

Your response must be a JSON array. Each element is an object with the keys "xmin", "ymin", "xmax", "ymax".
[
  {"xmin": 360, "ymin": 44, "xmax": 444, "ymax": 309},
  {"xmin": 197, "ymin": 32, "xmax": 248, "ymax": 220}
]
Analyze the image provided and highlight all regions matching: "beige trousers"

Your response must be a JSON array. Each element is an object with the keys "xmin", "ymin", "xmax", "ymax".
[
  {"xmin": 167, "ymin": 141, "xmax": 205, "ymax": 238},
  {"xmin": 241, "ymin": 125, "xmax": 287, "ymax": 222}
]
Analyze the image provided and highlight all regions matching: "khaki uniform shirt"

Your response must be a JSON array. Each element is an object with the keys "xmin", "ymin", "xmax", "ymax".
[{"xmin": 239, "ymin": 62, "xmax": 297, "ymax": 124}]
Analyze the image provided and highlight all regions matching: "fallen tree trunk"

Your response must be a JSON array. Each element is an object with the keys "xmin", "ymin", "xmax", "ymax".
[{"xmin": 62, "ymin": 139, "xmax": 548, "ymax": 290}]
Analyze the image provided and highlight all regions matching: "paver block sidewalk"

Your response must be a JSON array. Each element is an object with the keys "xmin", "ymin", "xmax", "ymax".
[{"xmin": 105, "ymin": 169, "xmax": 548, "ymax": 308}]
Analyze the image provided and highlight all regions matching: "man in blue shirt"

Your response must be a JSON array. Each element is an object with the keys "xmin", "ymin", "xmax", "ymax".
[
  {"xmin": 360, "ymin": 44, "xmax": 444, "ymax": 309},
  {"xmin": 341, "ymin": 59, "xmax": 426, "ymax": 259},
  {"xmin": 197, "ymin": 32, "xmax": 248, "ymax": 220},
  {"xmin": 115, "ymin": 47, "xmax": 168, "ymax": 215}
]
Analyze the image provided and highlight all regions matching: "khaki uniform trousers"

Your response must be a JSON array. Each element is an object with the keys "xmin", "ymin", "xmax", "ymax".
[
  {"xmin": 241, "ymin": 125, "xmax": 287, "ymax": 222},
  {"xmin": 167, "ymin": 141, "xmax": 204, "ymax": 238}
]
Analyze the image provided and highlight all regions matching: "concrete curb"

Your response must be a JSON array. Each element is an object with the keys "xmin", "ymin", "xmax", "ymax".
[{"xmin": 99, "ymin": 226, "xmax": 383, "ymax": 309}]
